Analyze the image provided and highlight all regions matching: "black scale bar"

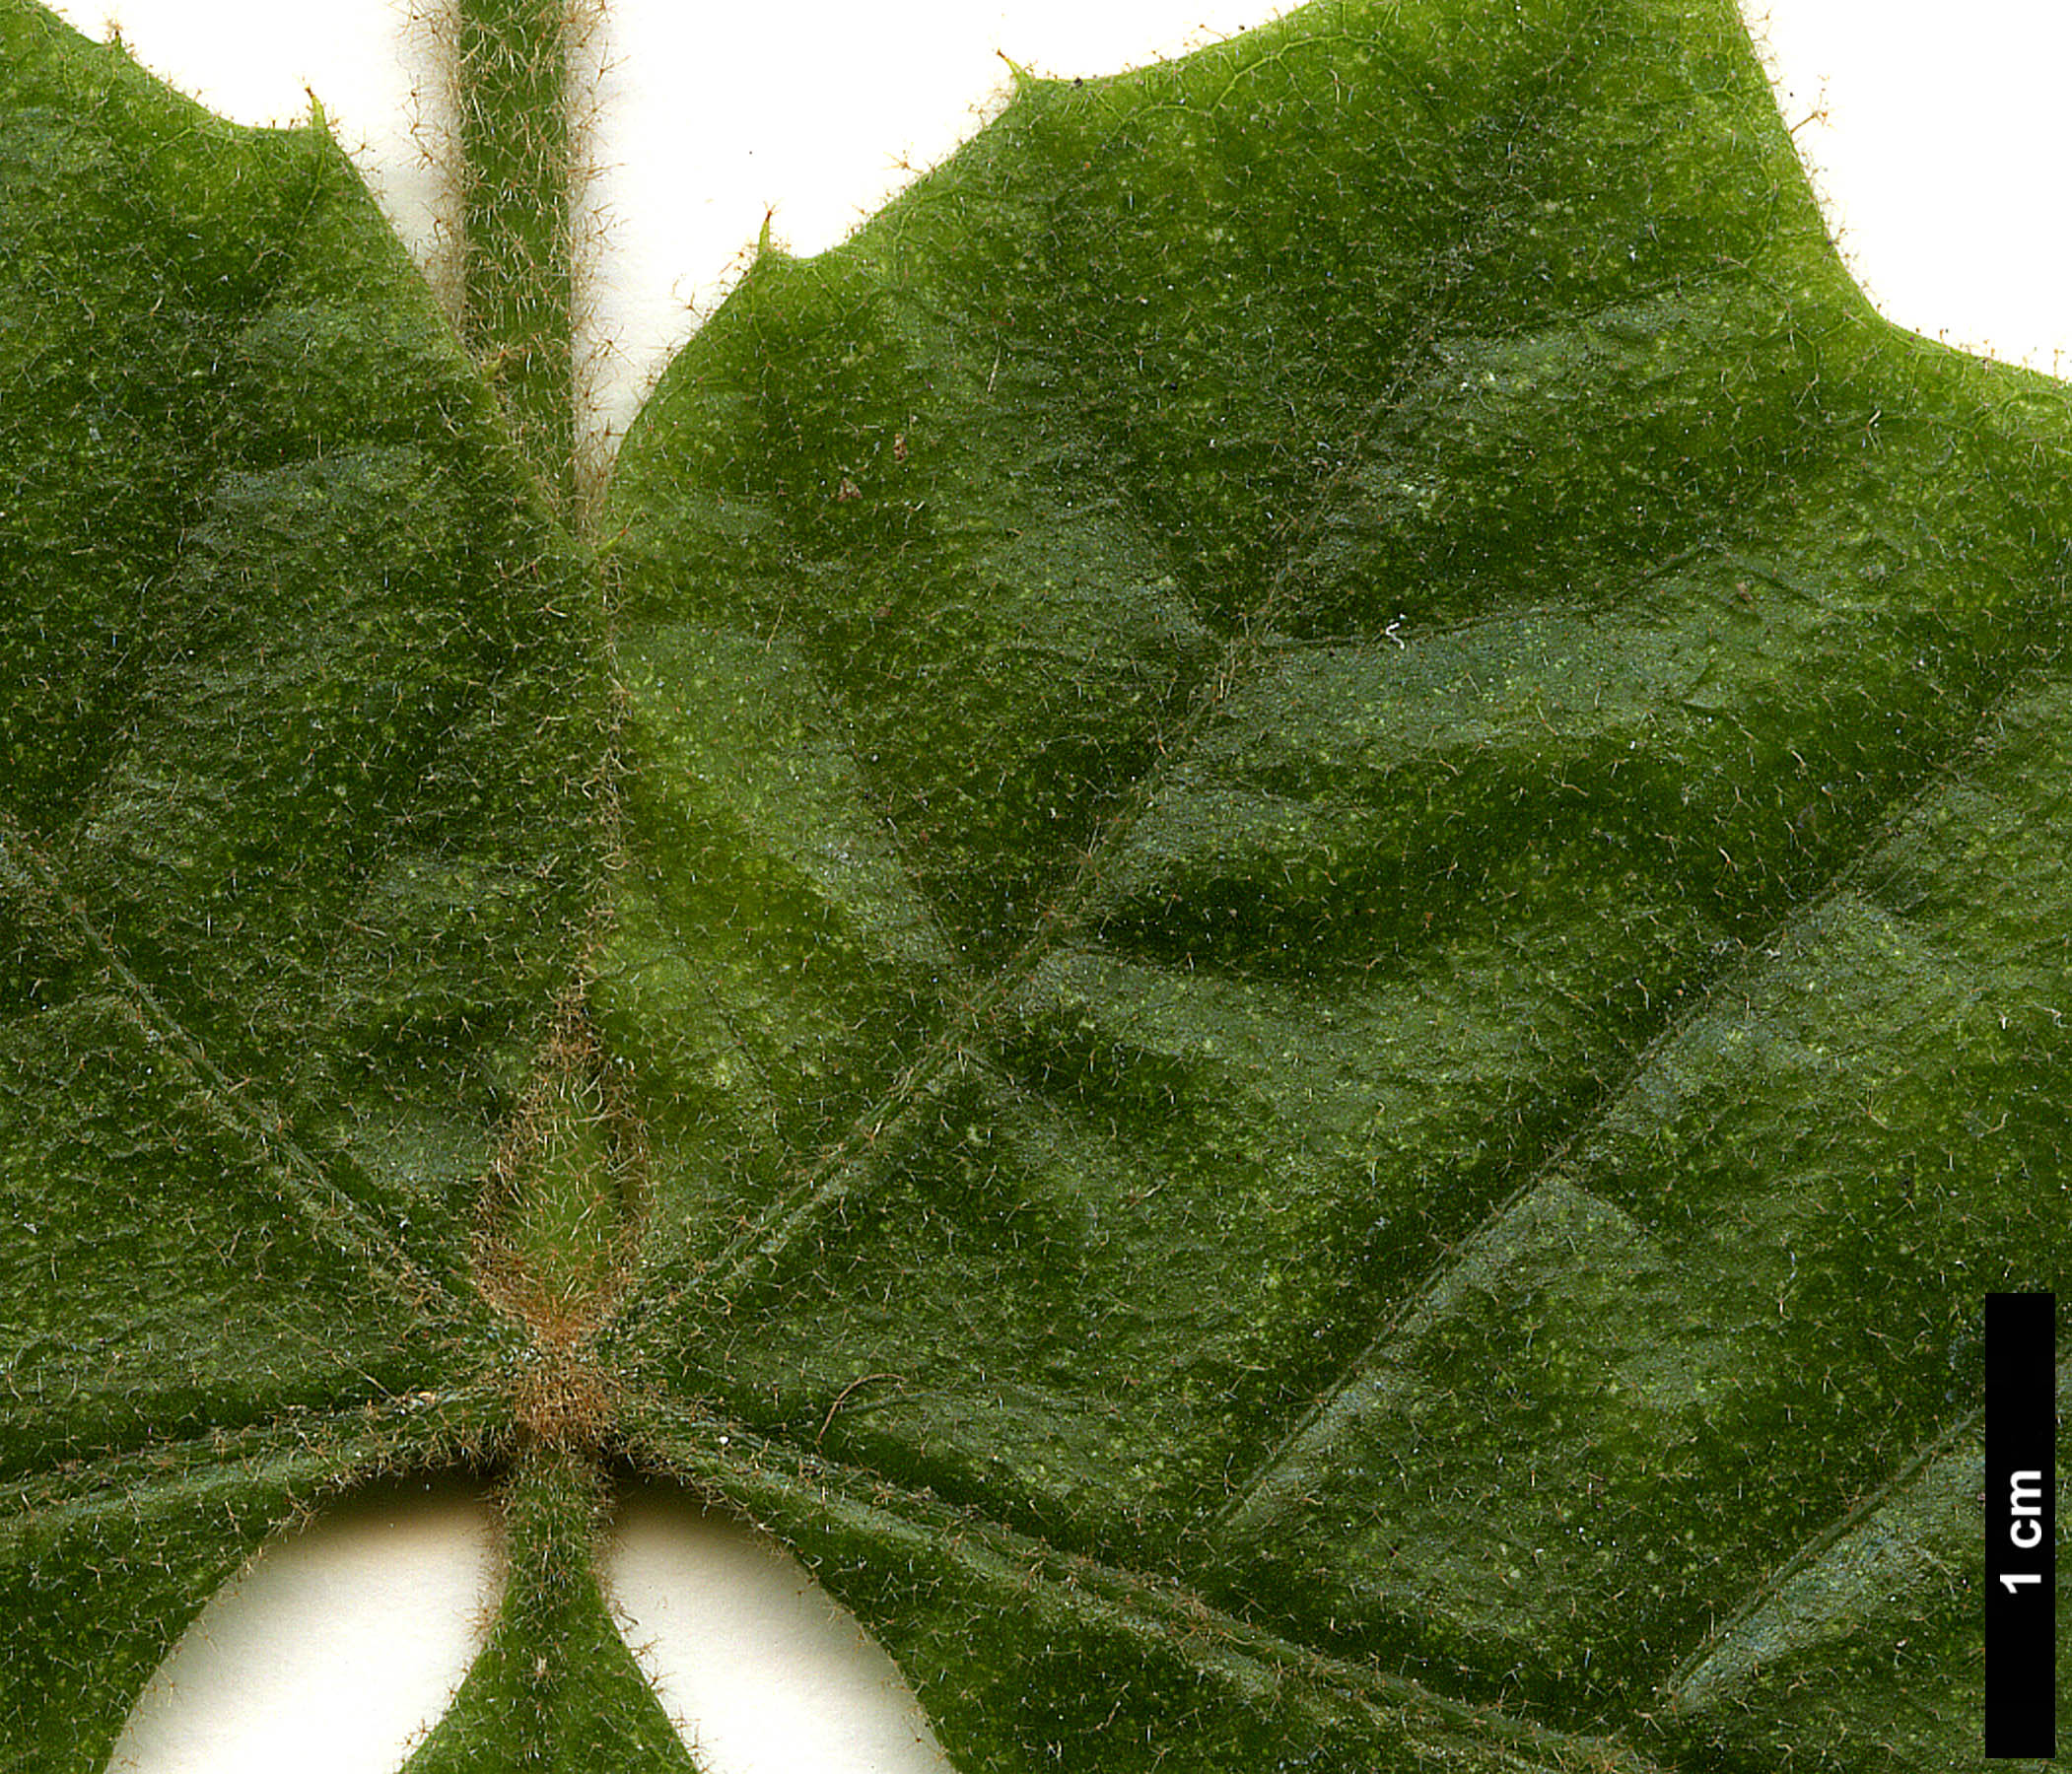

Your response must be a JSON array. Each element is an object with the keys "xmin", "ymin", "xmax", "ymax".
[{"xmin": 1987, "ymin": 1291, "xmax": 2056, "ymax": 1758}]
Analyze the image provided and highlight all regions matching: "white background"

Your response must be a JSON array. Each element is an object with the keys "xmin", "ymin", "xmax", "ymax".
[
  {"xmin": 33, "ymin": 0, "xmax": 2071, "ymax": 1768},
  {"xmin": 36, "ymin": 0, "xmax": 2072, "ymax": 449}
]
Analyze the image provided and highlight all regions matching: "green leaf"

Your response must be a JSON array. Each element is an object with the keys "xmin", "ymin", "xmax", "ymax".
[{"xmin": 3, "ymin": 0, "xmax": 2067, "ymax": 1769}]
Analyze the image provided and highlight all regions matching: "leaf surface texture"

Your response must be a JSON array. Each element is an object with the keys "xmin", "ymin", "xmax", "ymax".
[{"xmin": 2, "ymin": 0, "xmax": 2067, "ymax": 1767}]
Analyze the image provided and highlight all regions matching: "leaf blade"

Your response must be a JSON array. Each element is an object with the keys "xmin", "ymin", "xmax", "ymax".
[{"xmin": 601, "ymin": 0, "xmax": 2071, "ymax": 1761}]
